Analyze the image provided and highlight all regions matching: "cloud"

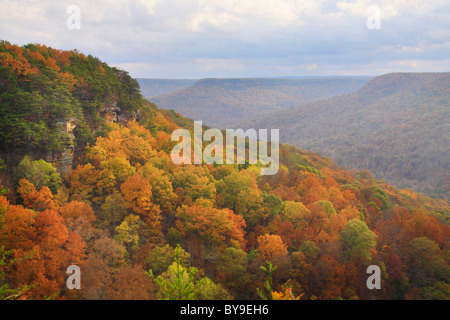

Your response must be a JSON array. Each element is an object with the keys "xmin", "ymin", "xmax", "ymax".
[
  {"xmin": 0, "ymin": 0, "xmax": 449, "ymax": 77},
  {"xmin": 306, "ymin": 63, "xmax": 319, "ymax": 71}
]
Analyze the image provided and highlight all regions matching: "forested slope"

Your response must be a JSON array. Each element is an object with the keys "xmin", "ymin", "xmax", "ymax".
[
  {"xmin": 236, "ymin": 73, "xmax": 450, "ymax": 199},
  {"xmin": 0, "ymin": 43, "xmax": 449, "ymax": 301}
]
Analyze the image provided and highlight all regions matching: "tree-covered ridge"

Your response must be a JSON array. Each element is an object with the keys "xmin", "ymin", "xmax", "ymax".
[
  {"xmin": 0, "ymin": 44, "xmax": 449, "ymax": 300},
  {"xmin": 0, "ymin": 40, "xmax": 142, "ymax": 153},
  {"xmin": 149, "ymin": 77, "xmax": 371, "ymax": 127},
  {"xmin": 235, "ymin": 72, "xmax": 450, "ymax": 200},
  {"xmin": 1, "ymin": 101, "xmax": 449, "ymax": 300}
]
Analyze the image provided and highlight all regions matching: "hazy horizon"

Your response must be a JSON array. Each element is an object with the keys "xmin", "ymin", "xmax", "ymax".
[
  {"xmin": 135, "ymin": 72, "xmax": 450, "ymax": 80},
  {"xmin": 136, "ymin": 75, "xmax": 376, "ymax": 80}
]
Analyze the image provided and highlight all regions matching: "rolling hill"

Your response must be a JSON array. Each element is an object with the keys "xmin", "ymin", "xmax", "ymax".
[
  {"xmin": 148, "ymin": 77, "xmax": 372, "ymax": 126},
  {"xmin": 235, "ymin": 72, "xmax": 450, "ymax": 199},
  {"xmin": 1, "ymin": 42, "xmax": 449, "ymax": 301}
]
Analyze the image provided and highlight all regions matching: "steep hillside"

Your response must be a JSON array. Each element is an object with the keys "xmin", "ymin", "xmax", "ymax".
[
  {"xmin": 0, "ymin": 43, "xmax": 449, "ymax": 301},
  {"xmin": 235, "ymin": 73, "xmax": 450, "ymax": 199},
  {"xmin": 137, "ymin": 78, "xmax": 197, "ymax": 98},
  {"xmin": 0, "ymin": 40, "xmax": 142, "ymax": 174},
  {"xmin": 150, "ymin": 77, "xmax": 371, "ymax": 127}
]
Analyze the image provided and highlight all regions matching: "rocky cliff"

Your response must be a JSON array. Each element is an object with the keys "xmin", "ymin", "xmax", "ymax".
[{"xmin": 44, "ymin": 102, "xmax": 141, "ymax": 177}]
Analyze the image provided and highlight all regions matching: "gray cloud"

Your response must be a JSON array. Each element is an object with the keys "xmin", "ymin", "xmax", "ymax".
[{"xmin": 1, "ymin": 0, "xmax": 449, "ymax": 78}]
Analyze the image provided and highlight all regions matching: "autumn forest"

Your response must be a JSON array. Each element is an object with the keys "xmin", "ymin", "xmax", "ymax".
[{"xmin": 0, "ymin": 41, "xmax": 449, "ymax": 301}]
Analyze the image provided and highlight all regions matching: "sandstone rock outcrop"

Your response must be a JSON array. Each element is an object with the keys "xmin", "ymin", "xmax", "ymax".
[
  {"xmin": 45, "ymin": 102, "xmax": 140, "ymax": 177},
  {"xmin": 45, "ymin": 118, "xmax": 78, "ymax": 177},
  {"xmin": 100, "ymin": 101, "xmax": 140, "ymax": 125}
]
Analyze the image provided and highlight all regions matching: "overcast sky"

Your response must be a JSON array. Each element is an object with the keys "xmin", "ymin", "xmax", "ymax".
[{"xmin": 1, "ymin": 0, "xmax": 450, "ymax": 78}]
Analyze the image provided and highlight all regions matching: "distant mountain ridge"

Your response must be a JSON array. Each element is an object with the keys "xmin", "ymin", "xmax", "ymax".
[
  {"xmin": 146, "ymin": 77, "xmax": 372, "ymax": 126},
  {"xmin": 137, "ymin": 78, "xmax": 197, "ymax": 98},
  {"xmin": 1, "ymin": 42, "xmax": 450, "ymax": 301},
  {"xmin": 235, "ymin": 72, "xmax": 450, "ymax": 199}
]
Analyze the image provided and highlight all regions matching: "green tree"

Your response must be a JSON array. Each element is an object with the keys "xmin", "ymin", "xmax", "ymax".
[
  {"xmin": 409, "ymin": 237, "xmax": 449, "ymax": 288},
  {"xmin": 216, "ymin": 247, "xmax": 250, "ymax": 290},
  {"xmin": 256, "ymin": 261, "xmax": 278, "ymax": 300},
  {"xmin": 280, "ymin": 201, "xmax": 311, "ymax": 225},
  {"xmin": 196, "ymin": 277, "xmax": 233, "ymax": 300},
  {"xmin": 114, "ymin": 214, "xmax": 144, "ymax": 257},
  {"xmin": 0, "ymin": 247, "xmax": 16, "ymax": 300},
  {"xmin": 100, "ymin": 191, "xmax": 127, "ymax": 230},
  {"xmin": 145, "ymin": 244, "xmax": 190, "ymax": 276},
  {"xmin": 340, "ymin": 219, "xmax": 377, "ymax": 262},
  {"xmin": 149, "ymin": 245, "xmax": 198, "ymax": 300},
  {"xmin": 15, "ymin": 155, "xmax": 62, "ymax": 193},
  {"xmin": 216, "ymin": 171, "xmax": 257, "ymax": 210},
  {"xmin": 172, "ymin": 166, "xmax": 216, "ymax": 203}
]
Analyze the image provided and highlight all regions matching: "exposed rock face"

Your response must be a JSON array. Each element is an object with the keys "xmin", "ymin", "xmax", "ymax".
[
  {"xmin": 100, "ymin": 101, "xmax": 140, "ymax": 125},
  {"xmin": 101, "ymin": 101, "xmax": 121, "ymax": 123},
  {"xmin": 118, "ymin": 110, "xmax": 140, "ymax": 124},
  {"xmin": 57, "ymin": 118, "xmax": 78, "ymax": 140},
  {"xmin": 45, "ymin": 102, "xmax": 140, "ymax": 177},
  {"xmin": 45, "ymin": 118, "xmax": 78, "ymax": 177}
]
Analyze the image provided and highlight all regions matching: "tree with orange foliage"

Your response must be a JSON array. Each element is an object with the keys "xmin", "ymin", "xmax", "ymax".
[
  {"xmin": 272, "ymin": 288, "xmax": 304, "ymax": 300},
  {"xmin": 310, "ymin": 254, "xmax": 347, "ymax": 299},
  {"xmin": 0, "ymin": 196, "xmax": 86, "ymax": 299},
  {"xmin": 296, "ymin": 173, "xmax": 328, "ymax": 205},
  {"xmin": 137, "ymin": 162, "xmax": 176, "ymax": 212},
  {"xmin": 105, "ymin": 265, "xmax": 155, "ymax": 300},
  {"xmin": 256, "ymin": 234, "xmax": 288, "ymax": 263},
  {"xmin": 17, "ymin": 178, "xmax": 59, "ymax": 212},
  {"xmin": 172, "ymin": 203, "xmax": 246, "ymax": 263},
  {"xmin": 59, "ymin": 201, "xmax": 97, "ymax": 242},
  {"xmin": 68, "ymin": 163, "xmax": 99, "ymax": 202},
  {"xmin": 120, "ymin": 174, "xmax": 161, "ymax": 232},
  {"xmin": 59, "ymin": 200, "xmax": 96, "ymax": 223},
  {"xmin": 90, "ymin": 123, "xmax": 157, "ymax": 167}
]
